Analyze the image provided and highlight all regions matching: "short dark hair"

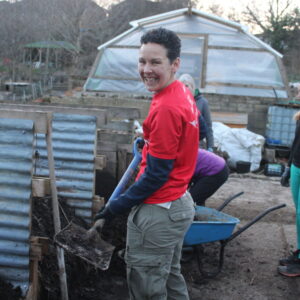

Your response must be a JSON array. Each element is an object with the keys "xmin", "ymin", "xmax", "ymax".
[{"xmin": 140, "ymin": 27, "xmax": 181, "ymax": 63}]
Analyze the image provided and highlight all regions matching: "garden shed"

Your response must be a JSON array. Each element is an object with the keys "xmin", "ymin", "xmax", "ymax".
[
  {"xmin": 84, "ymin": 7, "xmax": 289, "ymax": 99},
  {"xmin": 23, "ymin": 40, "xmax": 79, "ymax": 69}
]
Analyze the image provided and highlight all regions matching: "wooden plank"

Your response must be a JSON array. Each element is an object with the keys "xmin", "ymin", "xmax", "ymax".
[
  {"xmin": 276, "ymin": 55, "xmax": 291, "ymax": 99},
  {"xmin": 28, "ymin": 237, "xmax": 49, "ymax": 300},
  {"xmin": 206, "ymin": 81, "xmax": 285, "ymax": 90},
  {"xmin": 45, "ymin": 113, "xmax": 69, "ymax": 300},
  {"xmin": 117, "ymin": 148, "xmax": 128, "ymax": 182},
  {"xmin": 95, "ymin": 155, "xmax": 106, "ymax": 170},
  {"xmin": 48, "ymin": 98, "xmax": 141, "ymax": 120},
  {"xmin": 201, "ymin": 34, "xmax": 208, "ymax": 89},
  {"xmin": 100, "ymin": 106, "xmax": 140, "ymax": 120},
  {"xmin": 0, "ymin": 103, "xmax": 107, "ymax": 127},
  {"xmin": 208, "ymin": 46, "xmax": 268, "ymax": 52},
  {"xmin": 98, "ymin": 151, "xmax": 117, "ymax": 164},
  {"xmin": 211, "ymin": 112, "xmax": 248, "ymax": 127},
  {"xmin": 32, "ymin": 177, "xmax": 51, "ymax": 197},
  {"xmin": 91, "ymin": 196, "xmax": 105, "ymax": 219},
  {"xmin": 100, "ymin": 120, "xmax": 134, "ymax": 131},
  {"xmin": 97, "ymin": 141, "xmax": 118, "ymax": 152},
  {"xmin": 98, "ymin": 131, "xmax": 133, "ymax": 144},
  {"xmin": 96, "ymin": 141, "xmax": 132, "ymax": 155}
]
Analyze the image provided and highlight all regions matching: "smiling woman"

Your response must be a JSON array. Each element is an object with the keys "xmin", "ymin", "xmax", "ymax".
[
  {"xmin": 138, "ymin": 43, "xmax": 180, "ymax": 93},
  {"xmin": 95, "ymin": 27, "xmax": 200, "ymax": 300}
]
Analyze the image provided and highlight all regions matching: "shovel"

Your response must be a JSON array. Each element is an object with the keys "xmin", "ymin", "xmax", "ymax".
[{"xmin": 54, "ymin": 138, "xmax": 143, "ymax": 270}]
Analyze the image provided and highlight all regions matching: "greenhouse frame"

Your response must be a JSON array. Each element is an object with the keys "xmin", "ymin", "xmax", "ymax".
[{"xmin": 84, "ymin": 7, "xmax": 289, "ymax": 99}]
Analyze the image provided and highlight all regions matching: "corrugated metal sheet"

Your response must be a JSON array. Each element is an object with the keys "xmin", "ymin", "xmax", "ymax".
[
  {"xmin": 0, "ymin": 118, "xmax": 34, "ymax": 293},
  {"xmin": 34, "ymin": 113, "xmax": 97, "ymax": 223}
]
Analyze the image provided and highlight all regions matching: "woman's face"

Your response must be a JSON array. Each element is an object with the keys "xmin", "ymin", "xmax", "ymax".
[{"xmin": 138, "ymin": 42, "xmax": 180, "ymax": 93}]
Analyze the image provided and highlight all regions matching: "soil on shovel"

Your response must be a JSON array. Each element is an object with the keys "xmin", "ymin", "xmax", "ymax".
[{"xmin": 55, "ymin": 221, "xmax": 115, "ymax": 270}]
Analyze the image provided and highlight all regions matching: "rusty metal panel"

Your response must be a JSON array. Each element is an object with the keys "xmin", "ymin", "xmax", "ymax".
[
  {"xmin": 0, "ymin": 118, "xmax": 34, "ymax": 293},
  {"xmin": 34, "ymin": 113, "xmax": 97, "ymax": 223}
]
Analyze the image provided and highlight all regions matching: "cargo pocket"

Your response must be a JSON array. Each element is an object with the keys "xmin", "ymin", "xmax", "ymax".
[
  {"xmin": 126, "ymin": 252, "xmax": 171, "ymax": 300},
  {"xmin": 167, "ymin": 204, "xmax": 194, "ymax": 239},
  {"xmin": 126, "ymin": 205, "xmax": 144, "ymax": 249}
]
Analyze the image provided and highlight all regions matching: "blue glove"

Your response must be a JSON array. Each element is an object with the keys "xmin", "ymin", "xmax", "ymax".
[
  {"xmin": 94, "ymin": 205, "xmax": 115, "ymax": 222},
  {"xmin": 280, "ymin": 167, "xmax": 290, "ymax": 187},
  {"xmin": 207, "ymin": 147, "xmax": 213, "ymax": 152}
]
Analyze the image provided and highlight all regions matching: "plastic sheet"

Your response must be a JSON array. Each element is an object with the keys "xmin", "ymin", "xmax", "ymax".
[{"xmin": 213, "ymin": 122, "xmax": 265, "ymax": 171}]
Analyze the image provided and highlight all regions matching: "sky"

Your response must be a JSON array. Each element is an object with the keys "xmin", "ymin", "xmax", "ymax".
[
  {"xmin": 95, "ymin": 0, "xmax": 298, "ymax": 11},
  {"xmin": 196, "ymin": 0, "xmax": 298, "ymax": 16}
]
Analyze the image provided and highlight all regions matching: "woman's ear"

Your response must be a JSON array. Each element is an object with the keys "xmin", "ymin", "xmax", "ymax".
[{"xmin": 171, "ymin": 57, "xmax": 180, "ymax": 74}]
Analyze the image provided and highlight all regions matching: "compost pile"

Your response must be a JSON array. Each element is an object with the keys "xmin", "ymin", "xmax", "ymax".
[
  {"xmin": 31, "ymin": 196, "xmax": 129, "ymax": 300},
  {"xmin": 0, "ymin": 195, "xmax": 228, "ymax": 300},
  {"xmin": 0, "ymin": 277, "xmax": 22, "ymax": 300}
]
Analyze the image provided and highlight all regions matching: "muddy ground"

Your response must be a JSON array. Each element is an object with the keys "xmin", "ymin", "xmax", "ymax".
[
  {"xmin": 184, "ymin": 173, "xmax": 300, "ymax": 300},
  {"xmin": 1, "ymin": 173, "xmax": 300, "ymax": 300}
]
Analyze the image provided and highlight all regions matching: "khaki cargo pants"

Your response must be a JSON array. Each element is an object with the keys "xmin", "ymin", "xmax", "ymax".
[{"xmin": 125, "ymin": 192, "xmax": 195, "ymax": 300}]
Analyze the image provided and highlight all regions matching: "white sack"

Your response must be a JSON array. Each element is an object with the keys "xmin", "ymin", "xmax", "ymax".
[{"xmin": 213, "ymin": 122, "xmax": 265, "ymax": 171}]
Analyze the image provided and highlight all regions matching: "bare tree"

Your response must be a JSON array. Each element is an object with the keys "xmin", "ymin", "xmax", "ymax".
[{"xmin": 243, "ymin": 0, "xmax": 300, "ymax": 52}]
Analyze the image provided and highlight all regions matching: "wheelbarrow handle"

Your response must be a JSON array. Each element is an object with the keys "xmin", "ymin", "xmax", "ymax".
[
  {"xmin": 217, "ymin": 191, "xmax": 244, "ymax": 211},
  {"xmin": 225, "ymin": 203, "xmax": 286, "ymax": 244}
]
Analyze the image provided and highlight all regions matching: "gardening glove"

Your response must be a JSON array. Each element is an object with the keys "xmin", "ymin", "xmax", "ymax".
[
  {"xmin": 280, "ymin": 167, "xmax": 290, "ymax": 187},
  {"xmin": 94, "ymin": 205, "xmax": 115, "ymax": 222}
]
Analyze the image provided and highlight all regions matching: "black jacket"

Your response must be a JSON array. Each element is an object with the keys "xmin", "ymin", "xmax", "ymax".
[{"xmin": 289, "ymin": 120, "xmax": 300, "ymax": 168}]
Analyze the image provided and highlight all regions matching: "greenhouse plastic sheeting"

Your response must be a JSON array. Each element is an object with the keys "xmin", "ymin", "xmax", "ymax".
[
  {"xmin": 208, "ymin": 32, "xmax": 261, "ymax": 48},
  {"xmin": 206, "ymin": 49, "xmax": 282, "ymax": 86},
  {"xmin": 95, "ymin": 48, "xmax": 139, "ymax": 78},
  {"xmin": 85, "ymin": 8, "xmax": 287, "ymax": 98}
]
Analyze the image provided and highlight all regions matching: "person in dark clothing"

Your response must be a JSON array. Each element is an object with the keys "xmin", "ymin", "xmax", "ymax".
[
  {"xmin": 179, "ymin": 73, "xmax": 214, "ymax": 151},
  {"xmin": 278, "ymin": 111, "xmax": 300, "ymax": 277},
  {"xmin": 189, "ymin": 149, "xmax": 229, "ymax": 206},
  {"xmin": 194, "ymin": 89, "xmax": 214, "ymax": 151}
]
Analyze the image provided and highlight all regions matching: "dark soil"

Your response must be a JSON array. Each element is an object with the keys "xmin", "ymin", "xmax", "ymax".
[
  {"xmin": 31, "ymin": 196, "xmax": 129, "ymax": 300},
  {"xmin": 0, "ymin": 277, "xmax": 22, "ymax": 300}
]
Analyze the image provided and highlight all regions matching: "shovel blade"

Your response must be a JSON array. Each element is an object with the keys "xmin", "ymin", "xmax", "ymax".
[{"xmin": 55, "ymin": 221, "xmax": 115, "ymax": 270}]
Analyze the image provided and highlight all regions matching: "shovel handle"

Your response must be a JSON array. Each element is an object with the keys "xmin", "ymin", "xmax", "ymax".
[{"xmin": 108, "ymin": 138, "xmax": 143, "ymax": 202}]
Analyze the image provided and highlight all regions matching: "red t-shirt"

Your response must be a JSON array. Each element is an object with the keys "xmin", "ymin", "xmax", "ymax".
[{"xmin": 136, "ymin": 80, "xmax": 199, "ymax": 204}]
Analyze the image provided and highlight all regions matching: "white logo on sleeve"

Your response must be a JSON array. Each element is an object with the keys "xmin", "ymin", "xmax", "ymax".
[{"xmin": 189, "ymin": 119, "xmax": 198, "ymax": 128}]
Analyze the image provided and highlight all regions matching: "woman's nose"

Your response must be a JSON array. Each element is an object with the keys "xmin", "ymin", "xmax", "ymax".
[{"xmin": 143, "ymin": 63, "xmax": 152, "ymax": 73}]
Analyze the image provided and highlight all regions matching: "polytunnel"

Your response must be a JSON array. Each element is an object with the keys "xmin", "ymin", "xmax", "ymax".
[{"xmin": 84, "ymin": 7, "xmax": 288, "ymax": 99}]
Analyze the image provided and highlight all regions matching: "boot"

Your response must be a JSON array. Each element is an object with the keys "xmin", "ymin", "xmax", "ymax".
[
  {"xmin": 278, "ymin": 263, "xmax": 300, "ymax": 277},
  {"xmin": 279, "ymin": 249, "xmax": 300, "ymax": 266}
]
